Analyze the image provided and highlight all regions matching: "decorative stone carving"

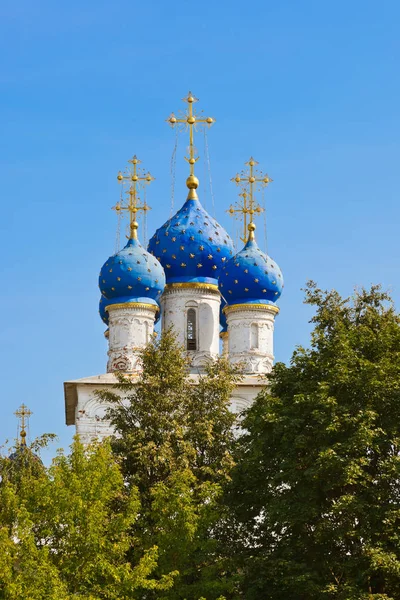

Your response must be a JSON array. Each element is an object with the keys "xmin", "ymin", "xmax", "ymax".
[
  {"xmin": 106, "ymin": 303, "xmax": 157, "ymax": 373},
  {"xmin": 225, "ymin": 304, "xmax": 277, "ymax": 375}
]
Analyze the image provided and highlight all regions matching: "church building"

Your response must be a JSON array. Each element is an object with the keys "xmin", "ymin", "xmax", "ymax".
[{"xmin": 64, "ymin": 93, "xmax": 283, "ymax": 443}]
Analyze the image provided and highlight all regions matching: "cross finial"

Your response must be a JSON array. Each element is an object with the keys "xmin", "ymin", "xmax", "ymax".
[
  {"xmin": 14, "ymin": 404, "xmax": 32, "ymax": 447},
  {"xmin": 230, "ymin": 157, "xmax": 272, "ymax": 242},
  {"xmin": 227, "ymin": 189, "xmax": 264, "ymax": 244},
  {"xmin": 166, "ymin": 92, "xmax": 215, "ymax": 200},
  {"xmin": 115, "ymin": 155, "xmax": 154, "ymax": 240}
]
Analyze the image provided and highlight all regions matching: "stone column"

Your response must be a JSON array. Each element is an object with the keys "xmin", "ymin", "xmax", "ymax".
[
  {"xmin": 224, "ymin": 303, "xmax": 279, "ymax": 374},
  {"xmin": 160, "ymin": 283, "xmax": 221, "ymax": 371},
  {"xmin": 220, "ymin": 331, "xmax": 229, "ymax": 356},
  {"xmin": 106, "ymin": 302, "xmax": 158, "ymax": 373}
]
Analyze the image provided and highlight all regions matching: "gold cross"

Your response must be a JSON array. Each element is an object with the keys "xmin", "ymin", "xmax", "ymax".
[
  {"xmin": 14, "ymin": 404, "xmax": 32, "ymax": 446},
  {"xmin": 227, "ymin": 189, "xmax": 264, "ymax": 244},
  {"xmin": 115, "ymin": 155, "xmax": 154, "ymax": 239},
  {"xmin": 166, "ymin": 92, "xmax": 215, "ymax": 198},
  {"xmin": 230, "ymin": 157, "xmax": 272, "ymax": 241}
]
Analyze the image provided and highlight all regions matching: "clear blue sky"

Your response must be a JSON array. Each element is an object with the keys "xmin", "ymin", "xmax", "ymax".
[{"xmin": 1, "ymin": 0, "xmax": 399, "ymax": 460}]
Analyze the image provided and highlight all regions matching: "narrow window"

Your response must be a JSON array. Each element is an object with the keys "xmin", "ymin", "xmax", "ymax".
[
  {"xmin": 250, "ymin": 323, "xmax": 259, "ymax": 349},
  {"xmin": 187, "ymin": 308, "xmax": 197, "ymax": 350}
]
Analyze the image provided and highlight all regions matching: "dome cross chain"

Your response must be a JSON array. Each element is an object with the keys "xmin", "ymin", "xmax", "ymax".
[
  {"xmin": 166, "ymin": 92, "xmax": 215, "ymax": 198},
  {"xmin": 115, "ymin": 156, "xmax": 154, "ymax": 239},
  {"xmin": 229, "ymin": 157, "xmax": 272, "ymax": 242}
]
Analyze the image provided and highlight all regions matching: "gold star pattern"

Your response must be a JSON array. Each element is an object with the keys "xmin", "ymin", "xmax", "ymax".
[
  {"xmin": 212, "ymin": 265, "xmax": 217, "ymax": 270},
  {"xmin": 234, "ymin": 279, "xmax": 238, "ymax": 284},
  {"xmin": 197, "ymin": 263, "xmax": 202, "ymax": 268},
  {"xmin": 109, "ymin": 268, "xmax": 113, "ymax": 272},
  {"xmin": 172, "ymin": 237, "xmax": 176, "ymax": 242},
  {"xmin": 128, "ymin": 285, "xmax": 132, "ymax": 290},
  {"xmin": 244, "ymin": 288, "xmax": 249, "ymax": 292},
  {"xmin": 117, "ymin": 277, "xmax": 121, "ymax": 281},
  {"xmin": 137, "ymin": 277, "xmax": 141, "ymax": 281},
  {"xmin": 127, "ymin": 267, "xmax": 132, "ymax": 271},
  {"xmin": 190, "ymin": 236, "xmax": 195, "ymax": 241},
  {"xmin": 208, "ymin": 254, "xmax": 213, "ymax": 259},
  {"xmin": 180, "ymin": 246, "xmax": 185, "ymax": 250},
  {"xmin": 189, "ymin": 253, "xmax": 195, "ymax": 258},
  {"xmin": 254, "ymin": 278, "xmax": 259, "ymax": 283},
  {"xmin": 199, "ymin": 245, "xmax": 204, "ymax": 250},
  {"xmin": 172, "ymin": 254, "xmax": 176, "ymax": 259},
  {"xmin": 166, "ymin": 264, "xmax": 171, "ymax": 268},
  {"xmin": 165, "ymin": 231, "xmax": 169, "ymax": 236},
  {"xmin": 262, "ymin": 289, "xmax": 267, "ymax": 293},
  {"xmin": 181, "ymin": 262, "xmax": 186, "ymax": 267}
]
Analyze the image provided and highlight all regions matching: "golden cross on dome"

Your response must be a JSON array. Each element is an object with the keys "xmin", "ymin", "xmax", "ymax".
[
  {"xmin": 231, "ymin": 157, "xmax": 272, "ymax": 241},
  {"xmin": 227, "ymin": 189, "xmax": 264, "ymax": 244},
  {"xmin": 166, "ymin": 92, "xmax": 215, "ymax": 199},
  {"xmin": 115, "ymin": 156, "xmax": 154, "ymax": 239},
  {"xmin": 14, "ymin": 404, "xmax": 32, "ymax": 447}
]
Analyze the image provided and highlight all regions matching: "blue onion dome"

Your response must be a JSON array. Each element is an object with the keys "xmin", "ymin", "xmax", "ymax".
[
  {"xmin": 220, "ymin": 297, "xmax": 228, "ymax": 332},
  {"xmin": 148, "ymin": 195, "xmax": 234, "ymax": 285},
  {"xmin": 219, "ymin": 224, "xmax": 283, "ymax": 306},
  {"xmin": 98, "ymin": 223, "xmax": 166, "ymax": 314}
]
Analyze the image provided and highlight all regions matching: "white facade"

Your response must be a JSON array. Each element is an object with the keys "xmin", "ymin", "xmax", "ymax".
[
  {"xmin": 160, "ymin": 283, "xmax": 221, "ymax": 372},
  {"xmin": 106, "ymin": 302, "xmax": 158, "ymax": 373},
  {"xmin": 65, "ymin": 279, "xmax": 280, "ymax": 441},
  {"xmin": 64, "ymin": 373, "xmax": 267, "ymax": 445},
  {"xmin": 225, "ymin": 303, "xmax": 278, "ymax": 374}
]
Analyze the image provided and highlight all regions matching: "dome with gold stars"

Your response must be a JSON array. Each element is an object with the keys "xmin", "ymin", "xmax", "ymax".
[
  {"xmin": 98, "ymin": 228, "xmax": 166, "ymax": 314},
  {"xmin": 148, "ymin": 196, "xmax": 234, "ymax": 285},
  {"xmin": 219, "ymin": 225, "xmax": 283, "ymax": 305}
]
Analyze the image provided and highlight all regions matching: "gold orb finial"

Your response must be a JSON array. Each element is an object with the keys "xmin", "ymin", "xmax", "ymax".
[
  {"xmin": 186, "ymin": 175, "xmax": 199, "ymax": 189},
  {"xmin": 248, "ymin": 222, "xmax": 256, "ymax": 241},
  {"xmin": 130, "ymin": 220, "xmax": 139, "ymax": 240}
]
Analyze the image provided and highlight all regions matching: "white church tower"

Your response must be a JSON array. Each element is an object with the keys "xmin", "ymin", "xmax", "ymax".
[
  {"xmin": 63, "ymin": 93, "xmax": 283, "ymax": 443},
  {"xmin": 148, "ymin": 93, "xmax": 234, "ymax": 371},
  {"xmin": 219, "ymin": 158, "xmax": 283, "ymax": 374}
]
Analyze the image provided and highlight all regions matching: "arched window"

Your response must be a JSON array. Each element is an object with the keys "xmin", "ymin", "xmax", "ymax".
[
  {"xmin": 187, "ymin": 308, "xmax": 197, "ymax": 350},
  {"xmin": 250, "ymin": 323, "xmax": 259, "ymax": 349}
]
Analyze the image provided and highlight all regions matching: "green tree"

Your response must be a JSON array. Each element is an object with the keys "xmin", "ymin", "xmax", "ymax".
[
  {"xmin": 98, "ymin": 329, "xmax": 241, "ymax": 600},
  {"xmin": 228, "ymin": 283, "xmax": 400, "ymax": 600},
  {"xmin": 0, "ymin": 439, "xmax": 175, "ymax": 599}
]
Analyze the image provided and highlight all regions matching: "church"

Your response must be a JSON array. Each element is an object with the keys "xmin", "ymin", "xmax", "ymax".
[{"xmin": 63, "ymin": 93, "xmax": 284, "ymax": 443}]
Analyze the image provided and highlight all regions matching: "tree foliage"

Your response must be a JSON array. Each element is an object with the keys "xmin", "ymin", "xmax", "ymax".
[
  {"xmin": 0, "ymin": 439, "xmax": 174, "ymax": 599},
  {"xmin": 98, "ymin": 329, "xmax": 241, "ymax": 600},
  {"xmin": 228, "ymin": 283, "xmax": 400, "ymax": 599}
]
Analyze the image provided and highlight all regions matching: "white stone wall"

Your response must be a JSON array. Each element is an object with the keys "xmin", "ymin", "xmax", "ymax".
[
  {"xmin": 160, "ymin": 285, "xmax": 220, "ymax": 371},
  {"xmin": 106, "ymin": 303, "xmax": 157, "ymax": 373},
  {"xmin": 71, "ymin": 376, "xmax": 265, "ymax": 445},
  {"xmin": 226, "ymin": 305, "xmax": 277, "ymax": 374},
  {"xmin": 75, "ymin": 384, "xmax": 116, "ymax": 445}
]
